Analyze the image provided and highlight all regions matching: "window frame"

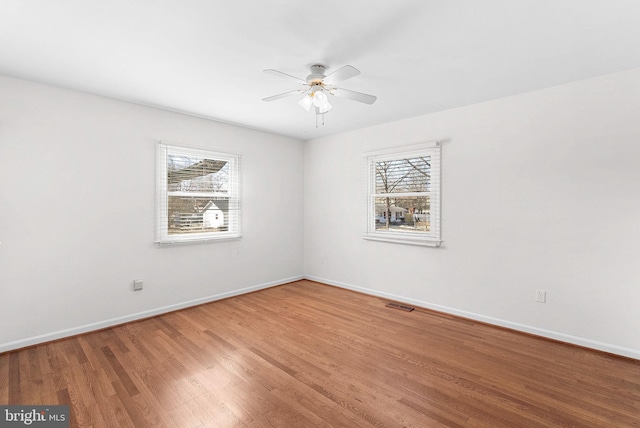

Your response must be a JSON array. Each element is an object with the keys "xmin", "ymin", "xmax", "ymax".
[
  {"xmin": 363, "ymin": 141, "xmax": 442, "ymax": 247},
  {"xmin": 156, "ymin": 142, "xmax": 242, "ymax": 245}
]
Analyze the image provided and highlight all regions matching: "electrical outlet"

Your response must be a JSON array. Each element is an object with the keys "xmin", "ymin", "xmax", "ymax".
[
  {"xmin": 535, "ymin": 289, "xmax": 546, "ymax": 303},
  {"xmin": 133, "ymin": 280, "xmax": 144, "ymax": 291}
]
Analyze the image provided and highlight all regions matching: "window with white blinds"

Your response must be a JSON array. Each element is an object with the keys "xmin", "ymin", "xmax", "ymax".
[
  {"xmin": 156, "ymin": 143, "xmax": 241, "ymax": 244},
  {"xmin": 363, "ymin": 142, "xmax": 441, "ymax": 247}
]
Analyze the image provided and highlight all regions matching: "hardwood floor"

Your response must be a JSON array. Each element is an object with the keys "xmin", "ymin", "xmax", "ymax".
[{"xmin": 1, "ymin": 280, "xmax": 639, "ymax": 427}]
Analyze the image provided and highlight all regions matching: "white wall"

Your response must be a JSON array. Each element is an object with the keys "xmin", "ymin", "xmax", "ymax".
[
  {"xmin": 2, "ymin": 68, "xmax": 639, "ymax": 359},
  {"xmin": 0, "ymin": 75, "xmax": 304, "ymax": 351},
  {"xmin": 304, "ymin": 68, "xmax": 640, "ymax": 359}
]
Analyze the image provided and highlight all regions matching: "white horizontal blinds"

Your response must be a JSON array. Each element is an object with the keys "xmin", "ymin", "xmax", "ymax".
[
  {"xmin": 225, "ymin": 152, "xmax": 241, "ymax": 236},
  {"xmin": 157, "ymin": 143, "xmax": 241, "ymax": 243},
  {"xmin": 375, "ymin": 156, "xmax": 431, "ymax": 193},
  {"xmin": 428, "ymin": 145, "xmax": 441, "ymax": 240},
  {"xmin": 364, "ymin": 156, "xmax": 377, "ymax": 233}
]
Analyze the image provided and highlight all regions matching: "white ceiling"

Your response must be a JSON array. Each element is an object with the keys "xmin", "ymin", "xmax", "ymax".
[{"xmin": 2, "ymin": 1, "xmax": 640, "ymax": 141}]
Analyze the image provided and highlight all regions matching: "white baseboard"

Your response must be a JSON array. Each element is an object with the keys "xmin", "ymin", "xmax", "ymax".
[
  {"xmin": 0, "ymin": 275, "xmax": 303, "ymax": 354},
  {"xmin": 304, "ymin": 275, "xmax": 640, "ymax": 361}
]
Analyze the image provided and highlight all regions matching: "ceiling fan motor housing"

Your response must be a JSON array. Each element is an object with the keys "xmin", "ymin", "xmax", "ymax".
[{"xmin": 306, "ymin": 64, "xmax": 327, "ymax": 85}]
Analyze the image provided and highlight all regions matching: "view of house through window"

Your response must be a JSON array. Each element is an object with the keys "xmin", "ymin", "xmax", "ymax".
[
  {"xmin": 157, "ymin": 143, "xmax": 241, "ymax": 244},
  {"xmin": 375, "ymin": 156, "xmax": 431, "ymax": 233}
]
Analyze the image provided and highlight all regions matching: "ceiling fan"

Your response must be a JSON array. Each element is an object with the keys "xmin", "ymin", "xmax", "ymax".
[{"xmin": 262, "ymin": 64, "xmax": 377, "ymax": 124}]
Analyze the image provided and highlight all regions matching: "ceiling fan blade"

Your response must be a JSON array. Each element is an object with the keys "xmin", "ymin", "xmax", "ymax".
[
  {"xmin": 262, "ymin": 90, "xmax": 304, "ymax": 102},
  {"xmin": 263, "ymin": 69, "xmax": 306, "ymax": 84},
  {"xmin": 331, "ymin": 88, "xmax": 377, "ymax": 105},
  {"xmin": 323, "ymin": 65, "xmax": 360, "ymax": 85}
]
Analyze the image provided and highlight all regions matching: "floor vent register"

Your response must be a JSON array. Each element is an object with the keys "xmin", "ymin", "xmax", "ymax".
[{"xmin": 385, "ymin": 302, "xmax": 415, "ymax": 312}]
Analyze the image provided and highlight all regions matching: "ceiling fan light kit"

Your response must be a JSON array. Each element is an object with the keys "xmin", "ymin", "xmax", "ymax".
[
  {"xmin": 298, "ymin": 94, "xmax": 313, "ymax": 112},
  {"xmin": 263, "ymin": 64, "xmax": 377, "ymax": 127}
]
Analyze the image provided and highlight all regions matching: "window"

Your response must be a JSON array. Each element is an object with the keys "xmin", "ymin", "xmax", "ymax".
[
  {"xmin": 156, "ymin": 143, "xmax": 241, "ymax": 244},
  {"xmin": 363, "ymin": 142, "xmax": 441, "ymax": 247}
]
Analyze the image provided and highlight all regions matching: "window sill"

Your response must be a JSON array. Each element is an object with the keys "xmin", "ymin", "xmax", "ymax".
[
  {"xmin": 362, "ymin": 233, "xmax": 442, "ymax": 247},
  {"xmin": 155, "ymin": 234, "xmax": 242, "ymax": 246}
]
